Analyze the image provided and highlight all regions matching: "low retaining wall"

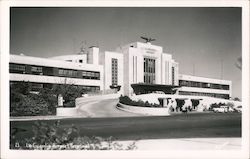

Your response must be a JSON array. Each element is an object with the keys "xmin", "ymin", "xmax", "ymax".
[
  {"xmin": 56, "ymin": 107, "xmax": 78, "ymax": 116},
  {"xmin": 117, "ymin": 103, "xmax": 170, "ymax": 116}
]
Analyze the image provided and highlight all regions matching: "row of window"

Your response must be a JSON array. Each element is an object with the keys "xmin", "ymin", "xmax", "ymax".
[
  {"xmin": 172, "ymin": 67, "xmax": 175, "ymax": 85},
  {"xmin": 144, "ymin": 58, "xmax": 155, "ymax": 73},
  {"xmin": 179, "ymin": 91, "xmax": 230, "ymax": 99},
  {"xmin": 82, "ymin": 71, "xmax": 100, "ymax": 80},
  {"xmin": 10, "ymin": 81, "xmax": 100, "ymax": 92},
  {"xmin": 179, "ymin": 80, "xmax": 230, "ymax": 90},
  {"xmin": 111, "ymin": 58, "xmax": 118, "ymax": 85},
  {"xmin": 9, "ymin": 63, "xmax": 100, "ymax": 80},
  {"xmin": 58, "ymin": 69, "xmax": 78, "ymax": 77},
  {"xmin": 144, "ymin": 58, "xmax": 156, "ymax": 84}
]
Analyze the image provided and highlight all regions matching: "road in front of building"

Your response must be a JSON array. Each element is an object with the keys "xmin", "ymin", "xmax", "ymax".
[
  {"xmin": 77, "ymin": 98, "xmax": 142, "ymax": 117},
  {"xmin": 10, "ymin": 97, "xmax": 242, "ymax": 150},
  {"xmin": 11, "ymin": 113, "xmax": 241, "ymax": 140}
]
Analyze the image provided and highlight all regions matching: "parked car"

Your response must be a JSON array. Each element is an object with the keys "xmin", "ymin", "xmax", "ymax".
[
  {"xmin": 213, "ymin": 107, "xmax": 226, "ymax": 113},
  {"xmin": 213, "ymin": 106, "xmax": 232, "ymax": 113},
  {"xmin": 228, "ymin": 107, "xmax": 235, "ymax": 112},
  {"xmin": 234, "ymin": 105, "xmax": 242, "ymax": 113}
]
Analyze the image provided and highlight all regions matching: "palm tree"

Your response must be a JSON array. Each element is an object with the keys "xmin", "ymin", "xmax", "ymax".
[{"xmin": 235, "ymin": 57, "xmax": 242, "ymax": 70}]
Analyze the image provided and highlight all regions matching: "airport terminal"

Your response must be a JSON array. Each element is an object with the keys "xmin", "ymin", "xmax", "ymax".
[{"xmin": 10, "ymin": 38, "xmax": 232, "ymax": 100}]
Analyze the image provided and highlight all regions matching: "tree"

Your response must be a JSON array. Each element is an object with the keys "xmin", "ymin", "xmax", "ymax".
[
  {"xmin": 191, "ymin": 99, "xmax": 200, "ymax": 110},
  {"xmin": 10, "ymin": 81, "xmax": 31, "ymax": 95},
  {"xmin": 52, "ymin": 84, "xmax": 84, "ymax": 107},
  {"xmin": 38, "ymin": 88, "xmax": 57, "ymax": 114},
  {"xmin": 10, "ymin": 80, "xmax": 89, "ymax": 116},
  {"xmin": 235, "ymin": 57, "xmax": 242, "ymax": 70},
  {"xmin": 175, "ymin": 99, "xmax": 185, "ymax": 112},
  {"xmin": 233, "ymin": 97, "xmax": 241, "ymax": 101}
]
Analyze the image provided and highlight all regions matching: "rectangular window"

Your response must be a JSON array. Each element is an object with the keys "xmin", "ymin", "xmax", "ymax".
[
  {"xmin": 31, "ymin": 83, "xmax": 43, "ymax": 91},
  {"xmin": 9, "ymin": 63, "xmax": 26, "ymax": 73},
  {"xmin": 179, "ymin": 91, "xmax": 229, "ymax": 99},
  {"xmin": 31, "ymin": 66, "xmax": 43, "ymax": 75},
  {"xmin": 58, "ymin": 69, "xmax": 78, "ymax": 78},
  {"xmin": 43, "ymin": 67, "xmax": 54, "ymax": 76},
  {"xmin": 9, "ymin": 63, "xmax": 101, "ymax": 80},
  {"xmin": 172, "ymin": 67, "xmax": 175, "ymax": 85},
  {"xmin": 179, "ymin": 80, "xmax": 230, "ymax": 90},
  {"xmin": 82, "ymin": 71, "xmax": 100, "ymax": 80},
  {"xmin": 143, "ymin": 58, "xmax": 155, "ymax": 84},
  {"xmin": 111, "ymin": 58, "xmax": 118, "ymax": 85}
]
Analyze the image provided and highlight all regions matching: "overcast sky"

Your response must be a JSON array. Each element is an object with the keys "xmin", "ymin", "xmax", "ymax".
[{"xmin": 10, "ymin": 7, "xmax": 242, "ymax": 98}]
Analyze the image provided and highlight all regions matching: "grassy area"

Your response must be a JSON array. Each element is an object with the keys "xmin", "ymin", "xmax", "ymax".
[{"xmin": 11, "ymin": 113, "xmax": 241, "ymax": 142}]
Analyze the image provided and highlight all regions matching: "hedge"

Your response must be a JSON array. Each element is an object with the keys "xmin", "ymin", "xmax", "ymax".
[
  {"xmin": 10, "ymin": 82, "xmax": 85, "ymax": 116},
  {"xmin": 10, "ymin": 121, "xmax": 137, "ymax": 150},
  {"xmin": 119, "ymin": 95, "xmax": 161, "ymax": 107}
]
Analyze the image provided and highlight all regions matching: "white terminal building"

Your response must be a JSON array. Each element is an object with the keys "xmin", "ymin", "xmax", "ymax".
[{"xmin": 10, "ymin": 41, "xmax": 232, "ymax": 100}]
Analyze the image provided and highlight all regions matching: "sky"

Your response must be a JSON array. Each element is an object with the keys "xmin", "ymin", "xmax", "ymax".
[{"xmin": 10, "ymin": 7, "xmax": 242, "ymax": 98}]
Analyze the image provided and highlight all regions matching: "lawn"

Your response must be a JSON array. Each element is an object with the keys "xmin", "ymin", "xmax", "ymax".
[{"xmin": 10, "ymin": 113, "xmax": 241, "ymax": 142}]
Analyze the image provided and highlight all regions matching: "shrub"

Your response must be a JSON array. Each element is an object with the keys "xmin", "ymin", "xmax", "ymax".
[
  {"xmin": 52, "ymin": 84, "xmax": 84, "ymax": 107},
  {"xmin": 10, "ymin": 82, "xmax": 56, "ymax": 116},
  {"xmin": 10, "ymin": 82, "xmax": 87, "ymax": 116},
  {"xmin": 209, "ymin": 102, "xmax": 227, "ymax": 111},
  {"xmin": 38, "ymin": 88, "xmax": 57, "ymax": 114},
  {"xmin": 119, "ymin": 95, "xmax": 160, "ymax": 107},
  {"xmin": 11, "ymin": 121, "xmax": 137, "ymax": 150},
  {"xmin": 10, "ymin": 93, "xmax": 50, "ymax": 116},
  {"xmin": 175, "ymin": 99, "xmax": 185, "ymax": 111},
  {"xmin": 191, "ymin": 99, "xmax": 200, "ymax": 109},
  {"xmin": 226, "ymin": 102, "xmax": 234, "ymax": 107}
]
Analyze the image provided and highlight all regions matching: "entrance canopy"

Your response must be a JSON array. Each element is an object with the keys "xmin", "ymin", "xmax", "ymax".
[{"xmin": 131, "ymin": 83, "xmax": 180, "ymax": 95}]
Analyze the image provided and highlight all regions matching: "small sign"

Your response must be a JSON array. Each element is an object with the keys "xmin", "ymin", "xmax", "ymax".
[
  {"xmin": 144, "ymin": 48, "xmax": 157, "ymax": 54},
  {"xmin": 58, "ymin": 94, "xmax": 64, "ymax": 107}
]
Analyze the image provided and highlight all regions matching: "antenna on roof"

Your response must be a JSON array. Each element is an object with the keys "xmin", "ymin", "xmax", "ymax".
[
  {"xmin": 192, "ymin": 63, "xmax": 195, "ymax": 76},
  {"xmin": 220, "ymin": 59, "xmax": 224, "ymax": 79},
  {"xmin": 73, "ymin": 38, "xmax": 76, "ymax": 54},
  {"xmin": 79, "ymin": 40, "xmax": 88, "ymax": 54}
]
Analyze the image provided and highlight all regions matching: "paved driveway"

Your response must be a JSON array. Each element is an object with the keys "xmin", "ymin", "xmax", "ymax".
[{"xmin": 77, "ymin": 98, "xmax": 142, "ymax": 117}]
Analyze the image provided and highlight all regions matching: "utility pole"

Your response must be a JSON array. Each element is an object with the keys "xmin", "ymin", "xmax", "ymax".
[
  {"xmin": 192, "ymin": 63, "xmax": 195, "ymax": 76},
  {"xmin": 220, "ymin": 59, "xmax": 223, "ymax": 79},
  {"xmin": 73, "ymin": 38, "xmax": 76, "ymax": 54}
]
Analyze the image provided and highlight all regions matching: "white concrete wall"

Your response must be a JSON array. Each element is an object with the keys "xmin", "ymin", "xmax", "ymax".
[
  {"xmin": 129, "ymin": 48, "xmax": 144, "ymax": 84},
  {"xmin": 161, "ymin": 53, "xmax": 172, "ymax": 85},
  {"xmin": 120, "ymin": 42, "xmax": 180, "ymax": 96},
  {"xmin": 172, "ymin": 61, "xmax": 179, "ymax": 86},
  {"xmin": 120, "ymin": 47, "xmax": 129, "ymax": 96},
  {"xmin": 56, "ymin": 107, "xmax": 78, "ymax": 116},
  {"xmin": 179, "ymin": 74, "xmax": 232, "ymax": 97},
  {"xmin": 123, "ymin": 42, "xmax": 166, "ymax": 95},
  {"xmin": 136, "ymin": 42, "xmax": 163, "ymax": 52},
  {"xmin": 10, "ymin": 74, "xmax": 103, "ymax": 89},
  {"xmin": 10, "ymin": 54, "xmax": 104, "ymax": 90},
  {"xmin": 10, "ymin": 54, "xmax": 103, "ymax": 72},
  {"xmin": 131, "ymin": 93, "xmax": 241, "ymax": 110},
  {"xmin": 117, "ymin": 103, "xmax": 170, "ymax": 116},
  {"xmin": 50, "ymin": 54, "xmax": 87, "ymax": 64},
  {"xmin": 88, "ymin": 47, "xmax": 99, "ymax": 65}
]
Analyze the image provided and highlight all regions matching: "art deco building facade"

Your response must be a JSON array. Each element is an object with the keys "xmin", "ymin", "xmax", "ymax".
[{"xmin": 9, "ymin": 41, "xmax": 232, "ymax": 99}]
